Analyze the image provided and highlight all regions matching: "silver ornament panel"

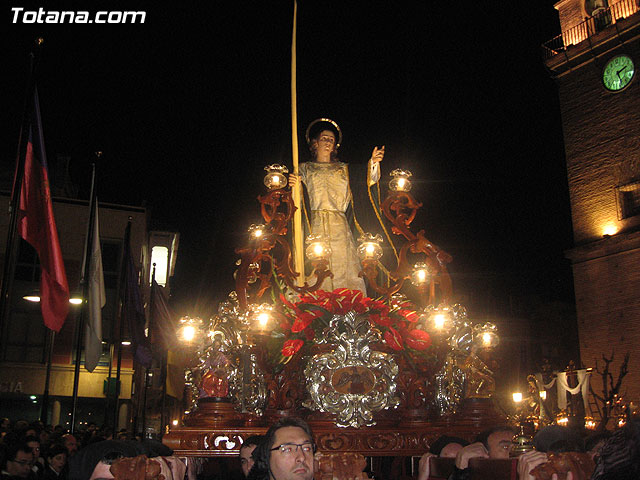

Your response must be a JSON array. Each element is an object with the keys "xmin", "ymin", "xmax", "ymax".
[{"xmin": 304, "ymin": 311, "xmax": 400, "ymax": 427}]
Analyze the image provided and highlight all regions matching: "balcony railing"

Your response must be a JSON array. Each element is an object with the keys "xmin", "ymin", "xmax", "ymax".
[{"xmin": 542, "ymin": 0, "xmax": 640, "ymax": 59}]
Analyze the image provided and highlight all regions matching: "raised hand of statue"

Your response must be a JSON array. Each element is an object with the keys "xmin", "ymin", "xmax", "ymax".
[
  {"xmin": 370, "ymin": 145, "xmax": 385, "ymax": 164},
  {"xmin": 288, "ymin": 173, "xmax": 299, "ymax": 188}
]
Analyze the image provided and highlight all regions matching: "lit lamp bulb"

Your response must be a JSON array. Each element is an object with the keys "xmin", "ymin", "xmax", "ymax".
[
  {"xmin": 357, "ymin": 233, "xmax": 383, "ymax": 261},
  {"xmin": 388, "ymin": 169, "xmax": 412, "ymax": 192},
  {"xmin": 250, "ymin": 304, "xmax": 273, "ymax": 333},
  {"xmin": 410, "ymin": 262, "xmax": 430, "ymax": 286},
  {"xmin": 263, "ymin": 164, "xmax": 289, "ymax": 190},
  {"xmin": 248, "ymin": 224, "xmax": 267, "ymax": 241},
  {"xmin": 539, "ymin": 390, "xmax": 547, "ymax": 401},
  {"xmin": 305, "ymin": 234, "xmax": 331, "ymax": 261},
  {"xmin": 257, "ymin": 313, "xmax": 269, "ymax": 329},
  {"xmin": 423, "ymin": 305, "xmax": 453, "ymax": 334},
  {"xmin": 513, "ymin": 392, "xmax": 523, "ymax": 403},
  {"xmin": 473, "ymin": 322, "xmax": 499, "ymax": 348},
  {"xmin": 182, "ymin": 325, "xmax": 196, "ymax": 342},
  {"xmin": 177, "ymin": 316, "xmax": 203, "ymax": 345}
]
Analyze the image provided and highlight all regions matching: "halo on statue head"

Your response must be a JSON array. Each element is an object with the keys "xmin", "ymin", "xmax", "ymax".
[{"xmin": 305, "ymin": 118, "xmax": 342, "ymax": 149}]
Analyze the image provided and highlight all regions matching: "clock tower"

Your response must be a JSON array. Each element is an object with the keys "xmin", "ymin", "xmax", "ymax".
[{"xmin": 544, "ymin": 0, "xmax": 640, "ymax": 407}]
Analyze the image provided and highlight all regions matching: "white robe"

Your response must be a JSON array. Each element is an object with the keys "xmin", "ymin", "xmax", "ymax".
[{"xmin": 299, "ymin": 160, "xmax": 379, "ymax": 293}]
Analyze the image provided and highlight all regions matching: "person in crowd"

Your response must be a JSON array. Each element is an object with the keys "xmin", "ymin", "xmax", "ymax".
[
  {"xmin": 533, "ymin": 425, "xmax": 584, "ymax": 454},
  {"xmin": 1, "ymin": 442, "xmax": 34, "ymax": 479},
  {"xmin": 449, "ymin": 426, "xmax": 516, "ymax": 480},
  {"xmin": 584, "ymin": 431, "xmax": 611, "ymax": 462},
  {"xmin": 591, "ymin": 418, "xmax": 639, "ymax": 480},
  {"xmin": 67, "ymin": 439, "xmax": 185, "ymax": 480},
  {"xmin": 42, "ymin": 445, "xmax": 66, "ymax": 480},
  {"xmin": 1, "ymin": 419, "xmax": 11, "ymax": 438},
  {"xmin": 22, "ymin": 437, "xmax": 43, "ymax": 479},
  {"xmin": 59, "ymin": 437, "xmax": 76, "ymax": 460},
  {"xmin": 247, "ymin": 417, "xmax": 315, "ymax": 480},
  {"xmin": 239, "ymin": 435, "xmax": 264, "ymax": 478},
  {"xmin": 417, "ymin": 435, "xmax": 470, "ymax": 480}
]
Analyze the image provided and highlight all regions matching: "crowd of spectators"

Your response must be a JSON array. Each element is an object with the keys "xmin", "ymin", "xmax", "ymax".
[{"xmin": 0, "ymin": 417, "xmax": 172, "ymax": 480}]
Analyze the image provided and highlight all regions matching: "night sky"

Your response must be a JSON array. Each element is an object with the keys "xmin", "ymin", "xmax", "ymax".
[{"xmin": 5, "ymin": 1, "xmax": 574, "ymax": 324}]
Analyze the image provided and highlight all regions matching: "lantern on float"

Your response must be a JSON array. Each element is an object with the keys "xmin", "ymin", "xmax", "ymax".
[{"xmin": 263, "ymin": 164, "xmax": 289, "ymax": 190}]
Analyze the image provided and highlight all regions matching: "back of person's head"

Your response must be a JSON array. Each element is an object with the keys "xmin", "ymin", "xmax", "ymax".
[
  {"xmin": 251, "ymin": 417, "xmax": 314, "ymax": 477},
  {"xmin": 584, "ymin": 430, "xmax": 611, "ymax": 458},
  {"xmin": 67, "ymin": 439, "xmax": 142, "ymax": 480},
  {"xmin": 429, "ymin": 435, "xmax": 469, "ymax": 456},
  {"xmin": 592, "ymin": 419, "xmax": 640, "ymax": 480},
  {"xmin": 23, "ymin": 435, "xmax": 39, "ymax": 445},
  {"xmin": 534, "ymin": 425, "xmax": 584, "ymax": 453},
  {"xmin": 241, "ymin": 435, "xmax": 264, "ymax": 451},
  {"xmin": 47, "ymin": 444, "xmax": 67, "ymax": 459},
  {"xmin": 137, "ymin": 439, "xmax": 173, "ymax": 458}
]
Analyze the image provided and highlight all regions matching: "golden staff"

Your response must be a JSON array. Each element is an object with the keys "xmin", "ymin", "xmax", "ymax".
[{"xmin": 291, "ymin": 0, "xmax": 304, "ymax": 287}]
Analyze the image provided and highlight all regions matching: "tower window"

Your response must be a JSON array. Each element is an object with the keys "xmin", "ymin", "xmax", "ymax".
[{"xmin": 616, "ymin": 181, "xmax": 640, "ymax": 219}]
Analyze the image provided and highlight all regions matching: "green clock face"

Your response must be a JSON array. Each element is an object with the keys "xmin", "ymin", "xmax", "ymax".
[{"xmin": 603, "ymin": 55, "xmax": 635, "ymax": 92}]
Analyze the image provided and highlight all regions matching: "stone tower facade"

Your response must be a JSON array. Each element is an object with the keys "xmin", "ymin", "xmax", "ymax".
[{"xmin": 544, "ymin": 0, "xmax": 640, "ymax": 410}]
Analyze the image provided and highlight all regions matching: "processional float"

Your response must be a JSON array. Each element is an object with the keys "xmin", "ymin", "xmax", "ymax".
[{"xmin": 163, "ymin": 163, "xmax": 505, "ymax": 458}]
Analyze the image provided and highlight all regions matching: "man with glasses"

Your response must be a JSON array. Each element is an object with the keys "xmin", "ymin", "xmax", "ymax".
[
  {"xmin": 1, "ymin": 443, "xmax": 34, "ymax": 479},
  {"xmin": 248, "ymin": 417, "xmax": 315, "ymax": 480}
]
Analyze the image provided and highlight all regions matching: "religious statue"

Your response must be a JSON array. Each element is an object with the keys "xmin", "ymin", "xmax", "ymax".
[
  {"xmin": 289, "ymin": 118, "xmax": 385, "ymax": 293},
  {"xmin": 462, "ymin": 345, "xmax": 496, "ymax": 398},
  {"xmin": 198, "ymin": 335, "xmax": 232, "ymax": 398}
]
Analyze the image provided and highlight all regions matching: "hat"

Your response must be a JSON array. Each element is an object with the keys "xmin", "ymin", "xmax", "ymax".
[{"xmin": 305, "ymin": 118, "xmax": 342, "ymax": 149}]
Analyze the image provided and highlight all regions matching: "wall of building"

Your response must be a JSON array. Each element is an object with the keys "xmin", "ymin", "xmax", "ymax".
[
  {"xmin": 0, "ymin": 193, "xmax": 149, "ymax": 427},
  {"xmin": 549, "ymin": 6, "xmax": 640, "ymax": 409},
  {"xmin": 557, "ymin": 45, "xmax": 640, "ymax": 244}
]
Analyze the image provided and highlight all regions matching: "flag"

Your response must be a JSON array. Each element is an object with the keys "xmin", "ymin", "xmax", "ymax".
[
  {"xmin": 150, "ymin": 279, "xmax": 177, "ymax": 353},
  {"xmin": 121, "ymin": 223, "xmax": 152, "ymax": 368},
  {"xmin": 83, "ymin": 196, "xmax": 106, "ymax": 372},
  {"xmin": 17, "ymin": 88, "xmax": 69, "ymax": 332}
]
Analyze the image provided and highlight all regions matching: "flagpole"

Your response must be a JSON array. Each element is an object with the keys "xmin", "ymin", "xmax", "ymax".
[
  {"xmin": 40, "ymin": 330, "xmax": 55, "ymax": 423},
  {"xmin": 141, "ymin": 264, "xmax": 157, "ymax": 438},
  {"xmin": 70, "ymin": 164, "xmax": 97, "ymax": 434},
  {"xmin": 291, "ymin": 0, "xmax": 305, "ymax": 287},
  {"xmin": 113, "ymin": 219, "xmax": 132, "ymax": 434},
  {"xmin": 0, "ymin": 38, "xmax": 44, "ymax": 330},
  {"xmin": 106, "ymin": 216, "xmax": 125, "ymax": 432},
  {"xmin": 154, "ymin": 265, "xmax": 169, "ymax": 437}
]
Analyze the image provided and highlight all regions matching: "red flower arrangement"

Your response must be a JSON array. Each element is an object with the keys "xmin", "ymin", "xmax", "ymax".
[{"xmin": 273, "ymin": 288, "xmax": 432, "ymax": 363}]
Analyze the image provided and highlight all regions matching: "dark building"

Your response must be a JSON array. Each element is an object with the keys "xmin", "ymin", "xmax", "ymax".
[{"xmin": 0, "ymin": 161, "xmax": 180, "ymax": 434}]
